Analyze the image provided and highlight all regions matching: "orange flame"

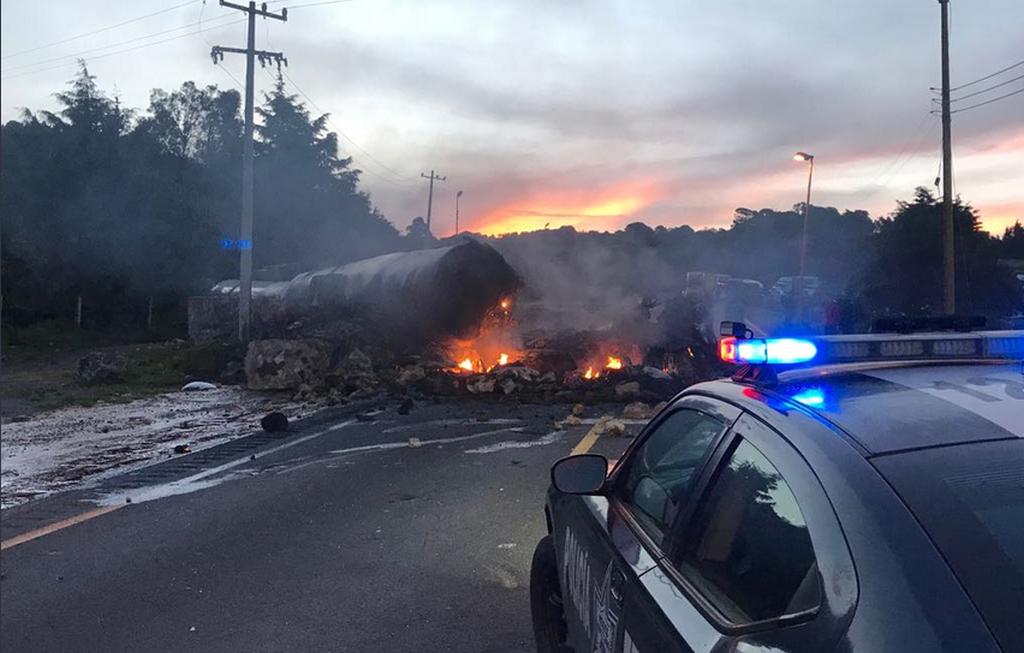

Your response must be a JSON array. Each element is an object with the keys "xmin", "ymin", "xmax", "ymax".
[
  {"xmin": 498, "ymin": 353, "xmax": 509, "ymax": 366},
  {"xmin": 584, "ymin": 367, "xmax": 599, "ymax": 380},
  {"xmin": 606, "ymin": 356, "xmax": 623, "ymax": 370},
  {"xmin": 458, "ymin": 358, "xmax": 475, "ymax": 372}
]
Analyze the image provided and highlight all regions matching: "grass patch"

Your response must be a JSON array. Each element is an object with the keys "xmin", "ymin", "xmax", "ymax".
[
  {"xmin": 3, "ymin": 339, "xmax": 244, "ymax": 413},
  {"xmin": 2, "ymin": 321, "xmax": 156, "ymax": 363}
]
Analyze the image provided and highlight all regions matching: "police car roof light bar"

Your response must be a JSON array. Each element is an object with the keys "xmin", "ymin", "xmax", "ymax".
[{"xmin": 720, "ymin": 330, "xmax": 1024, "ymax": 387}]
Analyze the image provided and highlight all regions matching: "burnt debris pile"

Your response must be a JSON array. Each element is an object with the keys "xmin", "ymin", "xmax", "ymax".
[{"xmin": 191, "ymin": 239, "xmax": 720, "ymax": 405}]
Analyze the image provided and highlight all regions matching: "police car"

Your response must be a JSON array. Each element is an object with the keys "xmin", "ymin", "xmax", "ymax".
[{"xmin": 530, "ymin": 325, "xmax": 1024, "ymax": 653}]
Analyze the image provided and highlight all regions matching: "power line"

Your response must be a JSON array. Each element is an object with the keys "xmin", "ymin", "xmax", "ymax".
[
  {"xmin": 267, "ymin": 0, "xmax": 359, "ymax": 7},
  {"xmin": 951, "ymin": 58, "xmax": 1024, "ymax": 92},
  {"xmin": 1, "ymin": 13, "xmax": 241, "ymax": 74},
  {"xmin": 1, "ymin": 0, "xmax": 199, "ymax": 61},
  {"xmin": 951, "ymin": 73, "xmax": 1024, "ymax": 102},
  {"xmin": 279, "ymin": 70, "xmax": 418, "ymax": 184},
  {"xmin": 950, "ymin": 86, "xmax": 1024, "ymax": 113},
  {"xmin": 0, "ymin": 20, "xmax": 246, "ymax": 81},
  {"xmin": 861, "ymin": 111, "xmax": 936, "ymax": 198},
  {"xmin": 196, "ymin": 0, "xmax": 244, "ymax": 88}
]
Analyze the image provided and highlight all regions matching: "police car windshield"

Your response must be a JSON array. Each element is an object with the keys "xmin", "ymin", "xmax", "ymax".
[{"xmin": 873, "ymin": 439, "xmax": 1024, "ymax": 651}]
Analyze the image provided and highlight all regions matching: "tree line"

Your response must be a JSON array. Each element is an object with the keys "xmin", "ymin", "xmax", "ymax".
[
  {"xmin": 2, "ymin": 63, "xmax": 1021, "ymax": 334},
  {"xmin": 1, "ymin": 63, "xmax": 405, "ymax": 330},
  {"xmin": 487, "ymin": 192, "xmax": 1022, "ymax": 326}
]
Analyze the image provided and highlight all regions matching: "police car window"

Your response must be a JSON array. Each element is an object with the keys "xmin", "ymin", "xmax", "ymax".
[
  {"xmin": 675, "ymin": 438, "xmax": 820, "ymax": 625},
  {"xmin": 616, "ymin": 409, "xmax": 724, "ymax": 545}
]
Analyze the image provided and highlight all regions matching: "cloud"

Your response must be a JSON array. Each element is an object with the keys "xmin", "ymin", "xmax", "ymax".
[{"xmin": 2, "ymin": 0, "xmax": 1021, "ymax": 235}]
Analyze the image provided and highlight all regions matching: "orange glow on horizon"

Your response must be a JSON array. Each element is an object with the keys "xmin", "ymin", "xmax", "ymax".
[{"xmin": 469, "ymin": 181, "xmax": 661, "ymax": 236}]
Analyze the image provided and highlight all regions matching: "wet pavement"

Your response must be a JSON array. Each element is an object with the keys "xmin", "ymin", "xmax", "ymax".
[{"xmin": 0, "ymin": 399, "xmax": 637, "ymax": 653}]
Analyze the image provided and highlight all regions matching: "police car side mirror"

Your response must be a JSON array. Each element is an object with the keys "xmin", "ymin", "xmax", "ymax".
[{"xmin": 551, "ymin": 454, "xmax": 608, "ymax": 495}]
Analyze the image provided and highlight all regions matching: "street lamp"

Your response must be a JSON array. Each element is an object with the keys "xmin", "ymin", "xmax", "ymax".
[
  {"xmin": 455, "ymin": 190, "xmax": 463, "ymax": 236},
  {"xmin": 793, "ymin": 152, "xmax": 814, "ymax": 322}
]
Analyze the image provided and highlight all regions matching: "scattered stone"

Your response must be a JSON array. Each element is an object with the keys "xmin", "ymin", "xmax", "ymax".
[
  {"xmin": 571, "ymin": 403, "xmax": 585, "ymax": 417},
  {"xmin": 408, "ymin": 437, "xmax": 423, "ymax": 448},
  {"xmin": 499, "ymin": 378, "xmax": 518, "ymax": 395},
  {"xmin": 346, "ymin": 348, "xmax": 373, "ymax": 371},
  {"xmin": 467, "ymin": 377, "xmax": 496, "ymax": 394},
  {"xmin": 557, "ymin": 415, "xmax": 583, "ymax": 429},
  {"xmin": 173, "ymin": 444, "xmax": 192, "ymax": 454},
  {"xmin": 181, "ymin": 381, "xmax": 217, "ymax": 392},
  {"xmin": 260, "ymin": 411, "xmax": 289, "ymax": 433},
  {"xmin": 77, "ymin": 351, "xmax": 127, "ymax": 384},
  {"xmin": 614, "ymin": 381, "xmax": 641, "ymax": 399},
  {"xmin": 622, "ymin": 401, "xmax": 654, "ymax": 420},
  {"xmin": 652, "ymin": 401, "xmax": 668, "ymax": 414},
  {"xmin": 496, "ymin": 365, "xmax": 540, "ymax": 383},
  {"xmin": 397, "ymin": 397, "xmax": 415, "ymax": 415},
  {"xmin": 642, "ymin": 366, "xmax": 673, "ymax": 380},
  {"xmin": 396, "ymin": 365, "xmax": 426, "ymax": 386},
  {"xmin": 245, "ymin": 339, "xmax": 333, "ymax": 390},
  {"xmin": 591, "ymin": 415, "xmax": 627, "ymax": 437}
]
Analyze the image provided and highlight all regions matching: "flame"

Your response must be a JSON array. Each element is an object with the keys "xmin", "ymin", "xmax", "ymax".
[
  {"xmin": 446, "ymin": 305, "xmax": 522, "ymax": 374},
  {"xmin": 606, "ymin": 356, "xmax": 623, "ymax": 370},
  {"xmin": 584, "ymin": 367, "xmax": 597, "ymax": 380}
]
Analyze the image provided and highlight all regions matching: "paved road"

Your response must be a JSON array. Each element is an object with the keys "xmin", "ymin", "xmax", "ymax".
[{"xmin": 0, "ymin": 400, "xmax": 635, "ymax": 653}]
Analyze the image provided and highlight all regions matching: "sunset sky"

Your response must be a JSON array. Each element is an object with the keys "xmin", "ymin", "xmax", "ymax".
[{"xmin": 2, "ymin": 0, "xmax": 1021, "ymax": 235}]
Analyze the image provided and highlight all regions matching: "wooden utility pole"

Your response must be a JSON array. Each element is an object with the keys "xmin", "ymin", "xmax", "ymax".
[
  {"xmin": 455, "ymin": 190, "xmax": 463, "ymax": 235},
  {"xmin": 421, "ymin": 170, "xmax": 446, "ymax": 232},
  {"xmin": 939, "ymin": 0, "xmax": 956, "ymax": 315},
  {"xmin": 211, "ymin": 1, "xmax": 287, "ymax": 343}
]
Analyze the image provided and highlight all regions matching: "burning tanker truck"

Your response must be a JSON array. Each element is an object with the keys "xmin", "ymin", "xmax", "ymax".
[
  {"xmin": 281, "ymin": 239, "xmax": 521, "ymax": 345},
  {"xmin": 193, "ymin": 238, "xmax": 715, "ymax": 402}
]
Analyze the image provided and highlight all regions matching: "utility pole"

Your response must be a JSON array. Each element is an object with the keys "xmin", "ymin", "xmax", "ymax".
[
  {"xmin": 421, "ymin": 170, "xmax": 446, "ymax": 232},
  {"xmin": 455, "ymin": 190, "xmax": 463, "ymax": 236},
  {"xmin": 211, "ymin": 1, "xmax": 288, "ymax": 344},
  {"xmin": 939, "ymin": 0, "xmax": 956, "ymax": 315}
]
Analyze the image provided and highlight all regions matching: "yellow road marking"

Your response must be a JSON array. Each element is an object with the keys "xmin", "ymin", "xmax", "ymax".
[
  {"xmin": 1, "ymin": 504, "xmax": 126, "ymax": 551},
  {"xmin": 570, "ymin": 428, "xmax": 602, "ymax": 456}
]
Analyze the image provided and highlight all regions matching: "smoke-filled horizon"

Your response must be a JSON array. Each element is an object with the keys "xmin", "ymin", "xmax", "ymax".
[{"xmin": 2, "ymin": 0, "xmax": 1021, "ymax": 236}]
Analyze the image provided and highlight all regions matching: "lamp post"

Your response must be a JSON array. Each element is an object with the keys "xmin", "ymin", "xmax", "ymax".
[
  {"xmin": 455, "ymin": 190, "xmax": 463, "ymax": 236},
  {"xmin": 793, "ymin": 151, "xmax": 814, "ymax": 322}
]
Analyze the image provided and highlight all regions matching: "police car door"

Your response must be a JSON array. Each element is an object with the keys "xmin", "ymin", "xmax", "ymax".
[
  {"xmin": 559, "ymin": 397, "xmax": 739, "ymax": 652},
  {"xmin": 631, "ymin": 413, "xmax": 857, "ymax": 652}
]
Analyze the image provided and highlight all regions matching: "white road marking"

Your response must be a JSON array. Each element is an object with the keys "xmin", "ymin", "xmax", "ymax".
[
  {"xmin": 464, "ymin": 430, "xmax": 563, "ymax": 454},
  {"xmin": 381, "ymin": 418, "xmax": 523, "ymax": 433},
  {"xmin": 92, "ymin": 420, "xmax": 358, "ymax": 506},
  {"xmin": 328, "ymin": 427, "xmax": 523, "ymax": 456}
]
